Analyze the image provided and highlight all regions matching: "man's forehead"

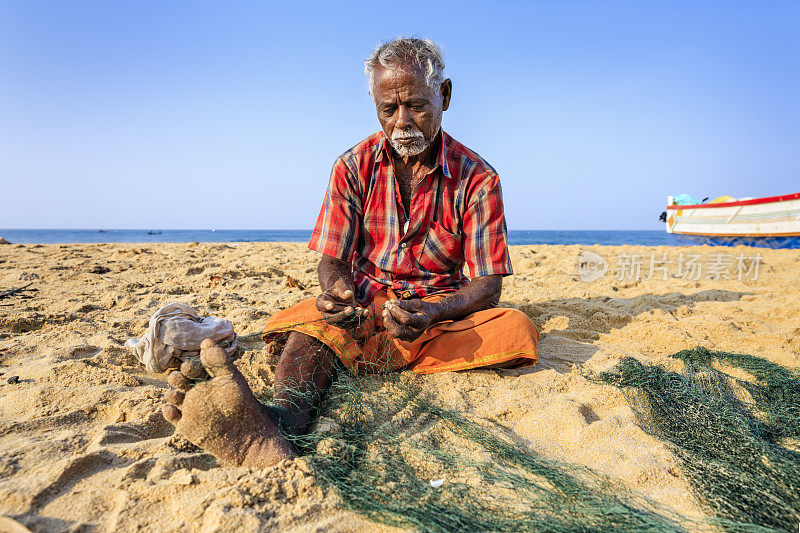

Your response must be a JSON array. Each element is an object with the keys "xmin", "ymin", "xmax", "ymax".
[{"xmin": 373, "ymin": 64, "xmax": 431, "ymax": 95}]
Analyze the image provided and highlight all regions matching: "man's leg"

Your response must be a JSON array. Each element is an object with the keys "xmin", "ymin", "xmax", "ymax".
[
  {"xmin": 271, "ymin": 331, "xmax": 339, "ymax": 437},
  {"xmin": 161, "ymin": 332, "xmax": 339, "ymax": 467},
  {"xmin": 406, "ymin": 307, "xmax": 539, "ymax": 374}
]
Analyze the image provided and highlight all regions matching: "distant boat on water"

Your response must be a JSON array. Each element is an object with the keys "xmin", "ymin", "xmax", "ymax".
[
  {"xmin": 147, "ymin": 231, "xmax": 162, "ymax": 235},
  {"xmin": 663, "ymin": 192, "xmax": 800, "ymax": 248}
]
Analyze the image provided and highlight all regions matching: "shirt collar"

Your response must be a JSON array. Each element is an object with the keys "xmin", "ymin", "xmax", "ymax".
[{"xmin": 377, "ymin": 129, "xmax": 453, "ymax": 179}]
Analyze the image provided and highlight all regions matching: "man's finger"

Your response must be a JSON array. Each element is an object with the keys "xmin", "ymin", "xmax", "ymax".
[
  {"xmin": 319, "ymin": 298, "xmax": 360, "ymax": 317},
  {"xmin": 382, "ymin": 316, "xmax": 418, "ymax": 342},
  {"xmin": 387, "ymin": 305, "xmax": 413, "ymax": 325},
  {"xmin": 339, "ymin": 288, "xmax": 354, "ymax": 300},
  {"xmin": 325, "ymin": 308, "xmax": 356, "ymax": 322},
  {"xmin": 382, "ymin": 311, "xmax": 410, "ymax": 333},
  {"xmin": 317, "ymin": 294, "xmax": 350, "ymax": 314},
  {"xmin": 391, "ymin": 299, "xmax": 425, "ymax": 314},
  {"xmin": 322, "ymin": 305, "xmax": 367, "ymax": 329},
  {"xmin": 331, "ymin": 279, "xmax": 355, "ymax": 301},
  {"xmin": 318, "ymin": 289, "xmax": 354, "ymax": 307},
  {"xmin": 330, "ymin": 288, "xmax": 353, "ymax": 302},
  {"xmin": 388, "ymin": 304, "xmax": 426, "ymax": 328}
]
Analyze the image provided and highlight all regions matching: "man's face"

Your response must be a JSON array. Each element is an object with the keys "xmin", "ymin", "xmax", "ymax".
[{"xmin": 372, "ymin": 64, "xmax": 451, "ymax": 158}]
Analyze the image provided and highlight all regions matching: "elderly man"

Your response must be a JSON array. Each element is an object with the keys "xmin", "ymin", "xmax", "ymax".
[{"xmin": 162, "ymin": 37, "xmax": 539, "ymax": 467}]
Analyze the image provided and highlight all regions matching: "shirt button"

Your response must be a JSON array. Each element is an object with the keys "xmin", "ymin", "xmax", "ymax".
[{"xmin": 400, "ymin": 242, "xmax": 407, "ymax": 249}]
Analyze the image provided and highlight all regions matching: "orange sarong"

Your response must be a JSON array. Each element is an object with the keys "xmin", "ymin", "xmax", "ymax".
[{"xmin": 262, "ymin": 289, "xmax": 539, "ymax": 374}]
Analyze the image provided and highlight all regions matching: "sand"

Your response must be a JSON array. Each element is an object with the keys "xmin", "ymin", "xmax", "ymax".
[{"xmin": 0, "ymin": 241, "xmax": 798, "ymax": 531}]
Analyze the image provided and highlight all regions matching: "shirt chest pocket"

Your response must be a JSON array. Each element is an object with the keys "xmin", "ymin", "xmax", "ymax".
[{"xmin": 416, "ymin": 221, "xmax": 463, "ymax": 273}]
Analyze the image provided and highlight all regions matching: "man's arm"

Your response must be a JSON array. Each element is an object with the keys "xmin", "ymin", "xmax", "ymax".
[
  {"xmin": 315, "ymin": 254, "xmax": 368, "ymax": 325},
  {"xmin": 309, "ymin": 152, "xmax": 367, "ymax": 325},
  {"xmin": 382, "ymin": 274, "xmax": 502, "ymax": 342}
]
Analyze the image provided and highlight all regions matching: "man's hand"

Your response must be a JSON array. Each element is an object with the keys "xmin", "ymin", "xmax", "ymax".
[
  {"xmin": 382, "ymin": 298, "xmax": 439, "ymax": 342},
  {"xmin": 316, "ymin": 278, "xmax": 369, "ymax": 328},
  {"xmin": 381, "ymin": 275, "xmax": 503, "ymax": 342}
]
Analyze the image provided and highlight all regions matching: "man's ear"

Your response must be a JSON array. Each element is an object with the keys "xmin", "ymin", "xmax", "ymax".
[{"xmin": 440, "ymin": 78, "xmax": 452, "ymax": 111}]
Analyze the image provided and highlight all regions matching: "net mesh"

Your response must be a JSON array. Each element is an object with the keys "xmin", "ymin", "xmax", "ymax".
[
  {"xmin": 282, "ymin": 370, "xmax": 683, "ymax": 532},
  {"xmin": 242, "ymin": 312, "xmax": 799, "ymax": 532},
  {"xmin": 591, "ymin": 347, "xmax": 800, "ymax": 532}
]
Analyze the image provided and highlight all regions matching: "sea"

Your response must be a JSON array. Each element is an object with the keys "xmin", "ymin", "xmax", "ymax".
[{"xmin": 1, "ymin": 229, "xmax": 798, "ymax": 248}]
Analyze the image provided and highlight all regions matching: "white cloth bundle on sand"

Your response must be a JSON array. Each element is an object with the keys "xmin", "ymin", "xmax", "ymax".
[{"xmin": 125, "ymin": 303, "xmax": 239, "ymax": 373}]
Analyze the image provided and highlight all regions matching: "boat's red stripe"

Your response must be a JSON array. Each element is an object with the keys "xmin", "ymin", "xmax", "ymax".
[{"xmin": 666, "ymin": 192, "xmax": 800, "ymax": 210}]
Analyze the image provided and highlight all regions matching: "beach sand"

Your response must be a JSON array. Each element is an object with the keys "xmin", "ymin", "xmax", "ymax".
[{"xmin": 0, "ymin": 242, "xmax": 798, "ymax": 531}]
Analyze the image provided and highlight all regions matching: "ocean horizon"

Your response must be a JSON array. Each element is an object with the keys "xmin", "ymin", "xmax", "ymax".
[
  {"xmin": 2, "ymin": 228, "xmax": 798, "ymax": 248},
  {"xmin": 0, "ymin": 228, "xmax": 704, "ymax": 247}
]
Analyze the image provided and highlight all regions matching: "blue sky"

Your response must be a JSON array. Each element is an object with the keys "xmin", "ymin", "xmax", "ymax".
[{"xmin": 1, "ymin": 1, "xmax": 797, "ymax": 230}]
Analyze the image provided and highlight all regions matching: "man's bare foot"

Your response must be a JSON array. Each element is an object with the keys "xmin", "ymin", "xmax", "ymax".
[{"xmin": 162, "ymin": 338, "xmax": 292, "ymax": 468}]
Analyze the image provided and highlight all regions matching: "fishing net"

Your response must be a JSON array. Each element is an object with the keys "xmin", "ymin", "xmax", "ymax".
[
  {"xmin": 237, "ymin": 313, "xmax": 799, "ymax": 532},
  {"xmin": 268, "ymin": 357, "xmax": 682, "ymax": 532},
  {"xmin": 241, "ymin": 307, "xmax": 683, "ymax": 533},
  {"xmin": 592, "ymin": 347, "xmax": 800, "ymax": 532}
]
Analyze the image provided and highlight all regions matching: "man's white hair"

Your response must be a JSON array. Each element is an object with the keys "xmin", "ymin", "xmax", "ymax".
[{"xmin": 364, "ymin": 37, "xmax": 445, "ymax": 95}]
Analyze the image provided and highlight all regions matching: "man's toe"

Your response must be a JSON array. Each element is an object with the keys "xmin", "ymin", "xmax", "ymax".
[
  {"xmin": 181, "ymin": 358, "xmax": 208, "ymax": 380},
  {"xmin": 200, "ymin": 339, "xmax": 238, "ymax": 377},
  {"xmin": 167, "ymin": 370, "xmax": 193, "ymax": 391},
  {"xmin": 164, "ymin": 389, "xmax": 185, "ymax": 406},
  {"xmin": 162, "ymin": 403, "xmax": 182, "ymax": 424}
]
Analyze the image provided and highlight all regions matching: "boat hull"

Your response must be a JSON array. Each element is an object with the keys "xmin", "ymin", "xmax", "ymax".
[
  {"xmin": 666, "ymin": 193, "xmax": 800, "ymax": 238},
  {"xmin": 671, "ymin": 234, "xmax": 800, "ymax": 249}
]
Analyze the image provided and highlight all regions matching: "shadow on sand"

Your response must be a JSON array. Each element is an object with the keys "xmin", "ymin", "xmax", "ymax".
[{"xmin": 502, "ymin": 289, "xmax": 747, "ymax": 373}]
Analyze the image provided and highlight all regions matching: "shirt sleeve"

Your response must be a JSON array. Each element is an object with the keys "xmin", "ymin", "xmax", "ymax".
[
  {"xmin": 308, "ymin": 157, "xmax": 362, "ymax": 261},
  {"xmin": 462, "ymin": 173, "xmax": 513, "ymax": 278}
]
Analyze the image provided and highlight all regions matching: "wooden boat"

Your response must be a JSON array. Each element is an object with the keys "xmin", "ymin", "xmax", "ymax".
[{"xmin": 665, "ymin": 192, "xmax": 800, "ymax": 238}]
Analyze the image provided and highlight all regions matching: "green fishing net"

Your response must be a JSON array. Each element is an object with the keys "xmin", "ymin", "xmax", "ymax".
[
  {"xmin": 254, "ymin": 323, "xmax": 799, "ymax": 532},
  {"xmin": 592, "ymin": 347, "xmax": 800, "ymax": 532},
  {"xmin": 287, "ymin": 370, "xmax": 682, "ymax": 532}
]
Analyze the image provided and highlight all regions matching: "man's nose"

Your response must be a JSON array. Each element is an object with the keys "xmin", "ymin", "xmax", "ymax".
[{"xmin": 395, "ymin": 105, "xmax": 412, "ymax": 130}]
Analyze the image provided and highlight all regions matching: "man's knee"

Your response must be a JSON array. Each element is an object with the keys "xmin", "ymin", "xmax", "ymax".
[
  {"xmin": 283, "ymin": 331, "xmax": 320, "ymax": 353},
  {"xmin": 279, "ymin": 331, "xmax": 337, "ymax": 366},
  {"xmin": 499, "ymin": 308, "xmax": 540, "ymax": 345}
]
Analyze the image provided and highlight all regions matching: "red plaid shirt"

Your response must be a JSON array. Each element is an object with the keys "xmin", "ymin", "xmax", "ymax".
[{"xmin": 309, "ymin": 130, "xmax": 512, "ymax": 304}]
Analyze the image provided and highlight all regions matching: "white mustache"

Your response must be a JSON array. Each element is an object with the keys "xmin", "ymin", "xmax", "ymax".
[{"xmin": 391, "ymin": 129, "xmax": 425, "ymax": 141}]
